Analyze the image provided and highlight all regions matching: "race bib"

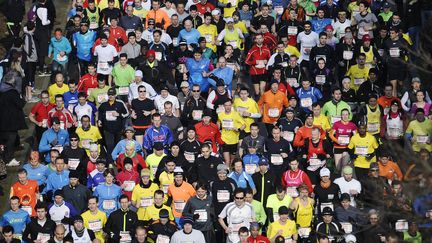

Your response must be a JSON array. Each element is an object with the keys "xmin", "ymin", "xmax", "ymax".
[
  {"xmin": 287, "ymin": 26, "xmax": 298, "ymax": 35},
  {"xmin": 298, "ymin": 227, "xmax": 311, "ymax": 237},
  {"xmin": 343, "ymin": 51, "xmax": 353, "ymax": 60},
  {"xmin": 228, "ymin": 40, "xmax": 237, "ymax": 48},
  {"xmin": 273, "ymin": 213, "xmax": 280, "ymax": 222},
  {"xmin": 156, "ymin": 235, "xmax": 170, "ymax": 243},
  {"xmin": 256, "ymin": 60, "xmax": 266, "ymax": 68},
  {"xmin": 388, "ymin": 127, "xmax": 402, "ymax": 138},
  {"xmin": 155, "ymin": 52, "xmax": 162, "ymax": 61},
  {"xmin": 389, "ymin": 48, "xmax": 400, "ymax": 58},
  {"xmin": 245, "ymin": 164, "xmax": 257, "ymax": 174},
  {"xmin": 98, "ymin": 62, "xmax": 109, "ymax": 71},
  {"xmin": 244, "ymin": 20, "xmax": 250, "ymax": 28},
  {"xmin": 123, "ymin": 181, "xmax": 136, "ymax": 192},
  {"xmin": 60, "ymin": 121, "xmax": 65, "ymax": 130},
  {"xmin": 286, "ymin": 186, "xmax": 299, "ymax": 198},
  {"xmin": 90, "ymin": 22, "xmax": 98, "ymax": 29},
  {"xmin": 416, "ymin": 135, "xmax": 429, "ymax": 144},
  {"xmin": 355, "ymin": 146, "xmax": 368, "ymax": 156},
  {"xmin": 88, "ymin": 220, "xmax": 102, "ymax": 232},
  {"xmin": 140, "ymin": 197, "xmax": 153, "ymax": 207},
  {"xmin": 230, "ymin": 221, "xmax": 244, "ymax": 233},
  {"xmin": 162, "ymin": 184, "xmax": 170, "ymax": 194},
  {"xmin": 309, "ymin": 158, "xmax": 322, "ymax": 166},
  {"xmin": 174, "ymin": 200, "xmax": 186, "ymax": 213},
  {"xmin": 21, "ymin": 206, "xmax": 32, "ymax": 215},
  {"xmin": 184, "ymin": 152, "xmax": 195, "ymax": 162},
  {"xmin": 341, "ymin": 222, "xmax": 353, "ymax": 233},
  {"xmin": 287, "ymin": 78, "xmax": 298, "ymax": 87},
  {"xmin": 57, "ymin": 54, "xmax": 68, "ymax": 62},
  {"xmin": 205, "ymin": 34, "xmax": 213, "ymax": 43},
  {"xmin": 354, "ymin": 78, "xmax": 365, "ymax": 86},
  {"xmin": 97, "ymin": 93, "xmax": 108, "ymax": 103},
  {"xmin": 358, "ymin": 27, "xmax": 368, "ymax": 35},
  {"xmin": 282, "ymin": 131, "xmax": 294, "ymax": 142},
  {"xmin": 118, "ymin": 86, "xmax": 129, "ymax": 95},
  {"xmin": 68, "ymin": 158, "xmax": 80, "ymax": 170},
  {"xmin": 37, "ymin": 233, "xmax": 51, "ymax": 243},
  {"xmin": 337, "ymin": 135, "xmax": 350, "ymax": 145},
  {"xmin": 120, "ymin": 231, "xmax": 131, "ymax": 242},
  {"xmin": 300, "ymin": 97, "xmax": 313, "ymax": 108},
  {"xmin": 194, "ymin": 209, "xmax": 208, "ymax": 222},
  {"xmin": 367, "ymin": 122, "xmax": 379, "ymax": 133},
  {"xmin": 192, "ymin": 110, "xmax": 203, "ymax": 120},
  {"xmin": 103, "ymin": 200, "xmax": 116, "ymax": 210},
  {"xmin": 315, "ymin": 75, "xmax": 326, "ymax": 84},
  {"xmin": 172, "ymin": 37, "xmax": 178, "ymax": 46},
  {"xmin": 236, "ymin": 106, "xmax": 247, "ymax": 116},
  {"xmin": 54, "ymin": 145, "xmax": 63, "ymax": 154},
  {"xmin": 271, "ymin": 154, "xmax": 283, "ymax": 165},
  {"xmin": 395, "ymin": 219, "xmax": 408, "ymax": 232},
  {"xmin": 105, "ymin": 111, "xmax": 117, "ymax": 121},
  {"xmin": 217, "ymin": 190, "xmax": 230, "ymax": 202},
  {"xmin": 268, "ymin": 108, "xmax": 280, "ymax": 118},
  {"xmin": 222, "ymin": 119, "xmax": 234, "ymax": 130}
]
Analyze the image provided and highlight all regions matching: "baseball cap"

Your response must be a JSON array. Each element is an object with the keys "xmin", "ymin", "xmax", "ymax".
[
  {"xmin": 322, "ymin": 207, "xmax": 334, "ymax": 216},
  {"xmin": 370, "ymin": 162, "xmax": 379, "ymax": 170},
  {"xmin": 211, "ymin": 9, "xmax": 221, "ymax": 15},
  {"xmin": 140, "ymin": 168, "xmax": 151, "ymax": 177},
  {"xmin": 412, "ymin": 77, "xmax": 421, "ymax": 83},
  {"xmin": 135, "ymin": 70, "xmax": 143, "ymax": 77},
  {"xmin": 180, "ymin": 81, "xmax": 189, "ymax": 88},
  {"xmin": 217, "ymin": 164, "xmax": 229, "ymax": 174},
  {"xmin": 320, "ymin": 167, "xmax": 330, "ymax": 177},
  {"xmin": 148, "ymin": 18, "xmax": 155, "ymax": 25},
  {"xmin": 258, "ymin": 157, "xmax": 269, "ymax": 166},
  {"xmin": 124, "ymin": 126, "xmax": 135, "ymax": 133},
  {"xmin": 383, "ymin": 2, "xmax": 390, "ymax": 8},
  {"xmin": 342, "ymin": 166, "xmax": 353, "ymax": 175},
  {"xmin": 179, "ymin": 39, "xmax": 187, "ymax": 45},
  {"xmin": 173, "ymin": 167, "xmax": 184, "ymax": 176},
  {"xmin": 225, "ymin": 17, "xmax": 234, "ymax": 23},
  {"xmin": 107, "ymin": 87, "xmax": 116, "ymax": 95}
]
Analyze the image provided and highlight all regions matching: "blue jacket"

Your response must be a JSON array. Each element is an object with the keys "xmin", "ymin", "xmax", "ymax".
[
  {"xmin": 48, "ymin": 36, "xmax": 72, "ymax": 64},
  {"xmin": 73, "ymin": 30, "xmax": 96, "ymax": 61},
  {"xmin": 210, "ymin": 67, "xmax": 234, "ymax": 91},
  {"xmin": 87, "ymin": 169, "xmax": 106, "ymax": 190},
  {"xmin": 311, "ymin": 18, "xmax": 332, "ymax": 34},
  {"xmin": 39, "ymin": 128, "xmax": 70, "ymax": 162},
  {"xmin": 43, "ymin": 170, "xmax": 70, "ymax": 195},
  {"xmin": 143, "ymin": 125, "xmax": 173, "ymax": 151},
  {"xmin": 228, "ymin": 171, "xmax": 256, "ymax": 190},
  {"xmin": 413, "ymin": 193, "xmax": 432, "ymax": 218},
  {"xmin": 296, "ymin": 87, "xmax": 323, "ymax": 112},
  {"xmin": 178, "ymin": 28, "xmax": 201, "ymax": 45},
  {"xmin": 23, "ymin": 163, "xmax": 47, "ymax": 186},
  {"xmin": 63, "ymin": 91, "xmax": 79, "ymax": 109},
  {"xmin": 93, "ymin": 183, "xmax": 122, "ymax": 216},
  {"xmin": 186, "ymin": 57, "xmax": 211, "ymax": 92},
  {"xmin": 111, "ymin": 139, "xmax": 143, "ymax": 160},
  {"xmin": 0, "ymin": 209, "xmax": 31, "ymax": 236}
]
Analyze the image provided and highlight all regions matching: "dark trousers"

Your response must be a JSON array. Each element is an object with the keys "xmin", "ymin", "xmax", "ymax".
[
  {"xmin": 355, "ymin": 167, "xmax": 370, "ymax": 182},
  {"xmin": 34, "ymin": 28, "xmax": 50, "ymax": 71},
  {"xmin": 0, "ymin": 131, "xmax": 18, "ymax": 162},
  {"xmin": 78, "ymin": 59, "xmax": 90, "ymax": 76},
  {"xmin": 103, "ymin": 130, "xmax": 122, "ymax": 163},
  {"xmin": 34, "ymin": 126, "xmax": 47, "ymax": 150}
]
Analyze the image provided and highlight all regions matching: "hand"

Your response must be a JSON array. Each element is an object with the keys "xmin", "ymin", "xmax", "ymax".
[
  {"xmin": 143, "ymin": 110, "xmax": 151, "ymax": 116},
  {"xmin": 226, "ymin": 2, "xmax": 232, "ymax": 7},
  {"xmin": 60, "ymin": 51, "xmax": 66, "ymax": 56},
  {"xmin": 38, "ymin": 121, "xmax": 43, "ymax": 127},
  {"xmin": 305, "ymin": 48, "xmax": 311, "ymax": 54},
  {"xmin": 113, "ymin": 111, "xmax": 120, "ymax": 117},
  {"xmin": 131, "ymin": 110, "xmax": 137, "ymax": 119},
  {"xmin": 277, "ymin": 229, "xmax": 284, "ymax": 236},
  {"xmin": 225, "ymin": 227, "xmax": 232, "ymax": 234},
  {"xmin": 50, "ymin": 139, "xmax": 58, "ymax": 147},
  {"xmin": 281, "ymin": 152, "xmax": 288, "ymax": 158},
  {"xmin": 97, "ymin": 120, "xmax": 102, "ymax": 127},
  {"xmin": 66, "ymin": 122, "xmax": 72, "ymax": 128},
  {"xmin": 242, "ymin": 111, "xmax": 251, "ymax": 117},
  {"xmin": 349, "ymin": 190, "xmax": 358, "ymax": 195}
]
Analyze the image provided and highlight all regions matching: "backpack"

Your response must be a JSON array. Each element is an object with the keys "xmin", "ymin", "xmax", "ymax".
[{"xmin": 27, "ymin": 3, "xmax": 37, "ymax": 22}]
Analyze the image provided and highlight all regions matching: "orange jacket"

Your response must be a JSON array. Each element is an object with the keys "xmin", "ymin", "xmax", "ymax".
[
  {"xmin": 379, "ymin": 160, "xmax": 403, "ymax": 181},
  {"xmin": 258, "ymin": 90, "xmax": 289, "ymax": 124},
  {"xmin": 146, "ymin": 9, "xmax": 171, "ymax": 30},
  {"xmin": 293, "ymin": 125, "xmax": 326, "ymax": 148},
  {"xmin": 10, "ymin": 180, "xmax": 39, "ymax": 217}
]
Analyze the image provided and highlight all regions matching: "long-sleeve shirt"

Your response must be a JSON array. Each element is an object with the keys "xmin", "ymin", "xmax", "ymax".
[
  {"xmin": 38, "ymin": 128, "xmax": 70, "ymax": 162},
  {"xmin": 48, "ymin": 36, "xmax": 72, "ymax": 64},
  {"xmin": 43, "ymin": 170, "xmax": 70, "ymax": 195}
]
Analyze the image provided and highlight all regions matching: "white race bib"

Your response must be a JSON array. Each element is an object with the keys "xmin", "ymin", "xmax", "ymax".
[
  {"xmin": 315, "ymin": 75, "xmax": 326, "ymax": 84},
  {"xmin": 222, "ymin": 119, "xmax": 234, "ymax": 130},
  {"xmin": 120, "ymin": 231, "xmax": 131, "ymax": 242},
  {"xmin": 236, "ymin": 106, "xmax": 247, "ymax": 116},
  {"xmin": 174, "ymin": 200, "xmax": 186, "ymax": 213},
  {"xmin": 395, "ymin": 220, "xmax": 408, "ymax": 232},
  {"xmin": 300, "ymin": 97, "xmax": 313, "ymax": 108},
  {"xmin": 123, "ymin": 181, "xmax": 136, "ymax": 192},
  {"xmin": 21, "ymin": 206, "xmax": 32, "ymax": 215},
  {"xmin": 88, "ymin": 220, "xmax": 103, "ymax": 232},
  {"xmin": 309, "ymin": 158, "xmax": 322, "ymax": 166},
  {"xmin": 194, "ymin": 209, "xmax": 208, "ymax": 222},
  {"xmin": 282, "ymin": 131, "xmax": 294, "ymax": 142},
  {"xmin": 337, "ymin": 135, "xmax": 350, "ymax": 145},
  {"xmin": 268, "ymin": 108, "xmax": 280, "ymax": 118},
  {"xmin": 343, "ymin": 51, "xmax": 353, "ymax": 60},
  {"xmin": 205, "ymin": 34, "xmax": 213, "ymax": 43},
  {"xmin": 140, "ymin": 197, "xmax": 153, "ymax": 207},
  {"xmin": 389, "ymin": 48, "xmax": 400, "ymax": 58},
  {"xmin": 97, "ymin": 93, "xmax": 108, "ymax": 103},
  {"xmin": 288, "ymin": 26, "xmax": 298, "ymax": 35},
  {"xmin": 286, "ymin": 186, "xmax": 299, "ymax": 198},
  {"xmin": 287, "ymin": 78, "xmax": 298, "ymax": 87},
  {"xmin": 256, "ymin": 60, "xmax": 266, "ymax": 68},
  {"xmin": 37, "ymin": 233, "xmax": 51, "ymax": 243},
  {"xmin": 68, "ymin": 158, "xmax": 80, "ymax": 170},
  {"xmin": 416, "ymin": 135, "xmax": 429, "ymax": 144},
  {"xmin": 156, "ymin": 235, "xmax": 170, "ymax": 243},
  {"xmin": 354, "ymin": 78, "xmax": 365, "ymax": 86},
  {"xmin": 103, "ymin": 199, "xmax": 116, "ymax": 210},
  {"xmin": 155, "ymin": 52, "xmax": 162, "ymax": 61},
  {"xmin": 331, "ymin": 116, "xmax": 341, "ymax": 124},
  {"xmin": 57, "ymin": 54, "xmax": 68, "ymax": 62},
  {"xmin": 118, "ymin": 86, "xmax": 129, "ymax": 95},
  {"xmin": 271, "ymin": 154, "xmax": 283, "ymax": 165},
  {"xmin": 192, "ymin": 110, "xmax": 203, "ymax": 120},
  {"xmin": 184, "ymin": 152, "xmax": 195, "ymax": 162},
  {"xmin": 320, "ymin": 202, "xmax": 334, "ymax": 212},
  {"xmin": 217, "ymin": 190, "xmax": 230, "ymax": 202},
  {"xmin": 98, "ymin": 62, "xmax": 109, "ymax": 71},
  {"xmin": 105, "ymin": 111, "xmax": 117, "ymax": 121},
  {"xmin": 341, "ymin": 222, "xmax": 353, "ymax": 233},
  {"xmin": 355, "ymin": 146, "xmax": 368, "ymax": 156},
  {"xmin": 367, "ymin": 122, "xmax": 379, "ymax": 133}
]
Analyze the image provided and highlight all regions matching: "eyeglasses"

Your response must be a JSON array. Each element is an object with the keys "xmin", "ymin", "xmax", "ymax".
[
  {"xmin": 192, "ymin": 90, "xmax": 200, "ymax": 92},
  {"xmin": 139, "ymin": 90, "xmax": 146, "ymax": 93},
  {"xmin": 70, "ymin": 139, "xmax": 79, "ymax": 141},
  {"xmin": 235, "ymin": 197, "xmax": 244, "ymax": 200}
]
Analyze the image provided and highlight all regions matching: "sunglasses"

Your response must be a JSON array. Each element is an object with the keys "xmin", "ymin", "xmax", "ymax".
[
  {"xmin": 139, "ymin": 90, "xmax": 146, "ymax": 93},
  {"xmin": 70, "ymin": 139, "xmax": 79, "ymax": 141},
  {"xmin": 192, "ymin": 90, "xmax": 200, "ymax": 92},
  {"xmin": 235, "ymin": 197, "xmax": 244, "ymax": 200}
]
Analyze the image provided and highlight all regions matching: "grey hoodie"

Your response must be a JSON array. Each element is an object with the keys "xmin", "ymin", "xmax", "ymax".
[{"xmin": 23, "ymin": 27, "xmax": 38, "ymax": 62}]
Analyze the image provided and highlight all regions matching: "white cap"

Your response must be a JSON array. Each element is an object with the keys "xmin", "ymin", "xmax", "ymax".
[
  {"xmin": 135, "ymin": 70, "xmax": 143, "ymax": 77},
  {"xmin": 225, "ymin": 17, "xmax": 234, "ymax": 23},
  {"xmin": 211, "ymin": 9, "xmax": 221, "ymax": 15},
  {"xmin": 345, "ymin": 234, "xmax": 357, "ymax": 243},
  {"xmin": 320, "ymin": 167, "xmax": 330, "ymax": 177},
  {"xmin": 89, "ymin": 144, "xmax": 98, "ymax": 152}
]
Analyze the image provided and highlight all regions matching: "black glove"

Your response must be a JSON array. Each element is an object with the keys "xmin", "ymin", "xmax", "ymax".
[
  {"xmin": 108, "ymin": 61, "xmax": 114, "ymax": 66},
  {"xmin": 50, "ymin": 139, "xmax": 58, "ymax": 147},
  {"xmin": 226, "ymin": 2, "xmax": 232, "ymax": 7},
  {"xmin": 117, "ymin": 38, "xmax": 124, "ymax": 46}
]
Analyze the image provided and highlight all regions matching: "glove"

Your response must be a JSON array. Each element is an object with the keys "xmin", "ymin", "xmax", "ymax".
[
  {"xmin": 50, "ymin": 139, "xmax": 58, "ymax": 147},
  {"xmin": 226, "ymin": 2, "xmax": 232, "ymax": 7},
  {"xmin": 108, "ymin": 61, "xmax": 114, "ymax": 66},
  {"xmin": 117, "ymin": 38, "xmax": 124, "ymax": 46}
]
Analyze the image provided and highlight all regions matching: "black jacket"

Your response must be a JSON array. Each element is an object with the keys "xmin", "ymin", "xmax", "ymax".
[
  {"xmin": 62, "ymin": 183, "xmax": 92, "ymax": 214},
  {"xmin": 22, "ymin": 217, "xmax": 56, "ymax": 242},
  {"xmin": 252, "ymin": 170, "xmax": 277, "ymax": 207},
  {"xmin": 0, "ymin": 82, "xmax": 26, "ymax": 131},
  {"xmin": 104, "ymin": 208, "xmax": 139, "ymax": 242}
]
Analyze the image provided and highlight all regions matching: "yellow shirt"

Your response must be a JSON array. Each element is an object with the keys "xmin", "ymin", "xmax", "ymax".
[
  {"xmin": 348, "ymin": 133, "xmax": 379, "ymax": 168},
  {"xmin": 406, "ymin": 119, "xmax": 432, "ymax": 152},
  {"xmin": 75, "ymin": 126, "xmax": 102, "ymax": 155},
  {"xmin": 158, "ymin": 171, "xmax": 174, "ymax": 194},
  {"xmin": 97, "ymin": 0, "xmax": 120, "ymax": 10},
  {"xmin": 142, "ymin": 204, "xmax": 174, "ymax": 221},
  {"xmin": 234, "ymin": 21, "xmax": 248, "ymax": 34},
  {"xmin": 313, "ymin": 114, "xmax": 331, "ymax": 131},
  {"xmin": 221, "ymin": 0, "xmax": 238, "ymax": 17},
  {"xmin": 217, "ymin": 110, "xmax": 246, "ymax": 145},
  {"xmin": 293, "ymin": 197, "xmax": 314, "ymax": 228},
  {"xmin": 47, "ymin": 83, "xmax": 70, "ymax": 104},
  {"xmin": 284, "ymin": 45, "xmax": 301, "ymax": 58},
  {"xmin": 131, "ymin": 182, "xmax": 160, "ymax": 220},
  {"xmin": 267, "ymin": 219, "xmax": 297, "ymax": 240},
  {"xmin": 197, "ymin": 24, "xmax": 218, "ymax": 52},
  {"xmin": 133, "ymin": 7, "xmax": 148, "ymax": 20},
  {"xmin": 81, "ymin": 210, "xmax": 107, "ymax": 243},
  {"xmin": 233, "ymin": 97, "xmax": 259, "ymax": 133},
  {"xmin": 346, "ymin": 64, "xmax": 370, "ymax": 91},
  {"xmin": 146, "ymin": 153, "xmax": 166, "ymax": 179}
]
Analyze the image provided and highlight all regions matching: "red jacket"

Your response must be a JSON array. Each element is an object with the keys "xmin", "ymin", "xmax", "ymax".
[
  {"xmin": 109, "ymin": 26, "xmax": 128, "ymax": 50},
  {"xmin": 248, "ymin": 235, "xmax": 270, "ymax": 243},
  {"xmin": 245, "ymin": 44, "xmax": 271, "ymax": 76},
  {"xmin": 263, "ymin": 32, "xmax": 277, "ymax": 51},
  {"xmin": 195, "ymin": 121, "xmax": 224, "ymax": 153},
  {"xmin": 277, "ymin": 81, "xmax": 296, "ymax": 97},
  {"xmin": 78, "ymin": 73, "xmax": 98, "ymax": 95},
  {"xmin": 116, "ymin": 170, "xmax": 140, "ymax": 200},
  {"xmin": 116, "ymin": 153, "xmax": 147, "ymax": 173}
]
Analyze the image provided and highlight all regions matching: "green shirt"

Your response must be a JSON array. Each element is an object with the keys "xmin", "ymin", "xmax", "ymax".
[
  {"xmin": 266, "ymin": 194, "xmax": 293, "ymax": 222},
  {"xmin": 378, "ymin": 11, "xmax": 393, "ymax": 23},
  {"xmin": 88, "ymin": 86, "xmax": 111, "ymax": 107},
  {"xmin": 251, "ymin": 200, "xmax": 267, "ymax": 225},
  {"xmin": 322, "ymin": 100, "xmax": 352, "ymax": 126},
  {"xmin": 406, "ymin": 119, "xmax": 432, "ymax": 152},
  {"xmin": 112, "ymin": 64, "xmax": 135, "ymax": 88}
]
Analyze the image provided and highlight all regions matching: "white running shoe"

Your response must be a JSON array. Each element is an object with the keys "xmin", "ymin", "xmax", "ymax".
[{"xmin": 6, "ymin": 159, "xmax": 20, "ymax": 167}]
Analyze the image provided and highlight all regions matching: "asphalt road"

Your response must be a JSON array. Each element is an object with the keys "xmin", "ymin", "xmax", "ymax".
[{"xmin": 0, "ymin": 0, "xmax": 70, "ymax": 213}]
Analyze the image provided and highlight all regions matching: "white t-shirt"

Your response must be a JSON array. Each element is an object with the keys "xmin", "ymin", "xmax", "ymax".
[
  {"xmin": 332, "ymin": 19, "xmax": 352, "ymax": 39},
  {"xmin": 334, "ymin": 177, "xmax": 362, "ymax": 207},
  {"xmin": 94, "ymin": 44, "xmax": 118, "ymax": 75},
  {"xmin": 154, "ymin": 94, "xmax": 180, "ymax": 115},
  {"xmin": 128, "ymin": 81, "xmax": 157, "ymax": 103},
  {"xmin": 297, "ymin": 31, "xmax": 319, "ymax": 62}
]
